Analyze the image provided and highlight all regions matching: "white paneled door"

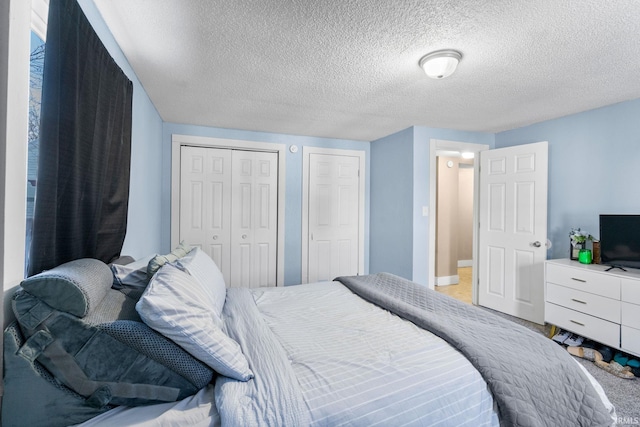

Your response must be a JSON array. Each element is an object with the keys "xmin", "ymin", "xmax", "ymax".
[
  {"xmin": 478, "ymin": 141, "xmax": 548, "ymax": 324},
  {"xmin": 307, "ymin": 152, "xmax": 362, "ymax": 282},
  {"xmin": 180, "ymin": 146, "xmax": 278, "ymax": 288},
  {"xmin": 180, "ymin": 146, "xmax": 231, "ymax": 280},
  {"xmin": 230, "ymin": 150, "xmax": 278, "ymax": 288}
]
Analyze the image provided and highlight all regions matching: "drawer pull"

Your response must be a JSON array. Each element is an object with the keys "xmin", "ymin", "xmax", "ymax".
[
  {"xmin": 570, "ymin": 320, "xmax": 585, "ymax": 327},
  {"xmin": 571, "ymin": 298, "xmax": 587, "ymax": 304},
  {"xmin": 571, "ymin": 277, "xmax": 587, "ymax": 283}
]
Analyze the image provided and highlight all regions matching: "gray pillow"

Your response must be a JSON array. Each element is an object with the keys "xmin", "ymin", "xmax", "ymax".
[
  {"xmin": 20, "ymin": 258, "xmax": 113, "ymax": 318},
  {"xmin": 146, "ymin": 241, "xmax": 192, "ymax": 279}
]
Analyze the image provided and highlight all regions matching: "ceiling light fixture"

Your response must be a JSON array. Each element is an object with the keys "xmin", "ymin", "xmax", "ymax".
[
  {"xmin": 419, "ymin": 49, "xmax": 462, "ymax": 79},
  {"xmin": 461, "ymin": 151, "xmax": 475, "ymax": 159}
]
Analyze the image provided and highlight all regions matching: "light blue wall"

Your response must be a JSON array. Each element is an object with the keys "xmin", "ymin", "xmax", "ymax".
[
  {"xmin": 79, "ymin": 1, "xmax": 164, "ymax": 259},
  {"xmin": 162, "ymin": 123, "xmax": 370, "ymax": 286},
  {"xmin": 370, "ymin": 126, "xmax": 493, "ymax": 285},
  {"xmin": 495, "ymin": 99, "xmax": 640, "ymax": 260},
  {"xmin": 370, "ymin": 128, "xmax": 415, "ymax": 278},
  {"xmin": 412, "ymin": 128, "xmax": 431, "ymax": 284}
]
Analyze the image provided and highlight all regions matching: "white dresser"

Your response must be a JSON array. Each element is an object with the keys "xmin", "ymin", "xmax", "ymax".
[{"xmin": 545, "ymin": 258, "xmax": 640, "ymax": 357}]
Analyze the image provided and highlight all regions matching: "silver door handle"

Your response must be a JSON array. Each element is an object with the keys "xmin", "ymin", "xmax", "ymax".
[
  {"xmin": 242, "ymin": 234, "xmax": 247, "ymax": 239},
  {"xmin": 531, "ymin": 241, "xmax": 542, "ymax": 247},
  {"xmin": 212, "ymin": 235, "xmax": 218, "ymax": 240}
]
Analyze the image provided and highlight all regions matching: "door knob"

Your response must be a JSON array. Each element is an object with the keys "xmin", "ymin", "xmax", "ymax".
[
  {"xmin": 212, "ymin": 235, "xmax": 218, "ymax": 240},
  {"xmin": 532, "ymin": 241, "xmax": 542, "ymax": 247},
  {"xmin": 242, "ymin": 234, "xmax": 247, "ymax": 239}
]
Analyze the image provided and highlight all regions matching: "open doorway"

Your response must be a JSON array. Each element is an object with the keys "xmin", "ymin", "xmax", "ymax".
[
  {"xmin": 428, "ymin": 139, "xmax": 489, "ymax": 305},
  {"xmin": 434, "ymin": 155, "xmax": 474, "ymax": 304}
]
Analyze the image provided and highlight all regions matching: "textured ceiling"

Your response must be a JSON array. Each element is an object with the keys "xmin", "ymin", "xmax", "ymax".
[{"xmin": 93, "ymin": 0, "xmax": 640, "ymax": 141}]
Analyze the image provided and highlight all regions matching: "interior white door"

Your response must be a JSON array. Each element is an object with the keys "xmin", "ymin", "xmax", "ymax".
[
  {"xmin": 230, "ymin": 150, "xmax": 278, "ymax": 288},
  {"xmin": 179, "ymin": 146, "xmax": 232, "ymax": 282},
  {"xmin": 478, "ymin": 141, "xmax": 548, "ymax": 324},
  {"xmin": 307, "ymin": 153, "xmax": 360, "ymax": 282},
  {"xmin": 180, "ymin": 146, "xmax": 278, "ymax": 288}
]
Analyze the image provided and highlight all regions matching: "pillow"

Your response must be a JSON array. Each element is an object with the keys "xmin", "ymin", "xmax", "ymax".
[
  {"xmin": 175, "ymin": 247, "xmax": 227, "ymax": 320},
  {"xmin": 111, "ymin": 255, "xmax": 154, "ymax": 289},
  {"xmin": 125, "ymin": 254, "xmax": 156, "ymax": 271},
  {"xmin": 20, "ymin": 258, "xmax": 112, "ymax": 318},
  {"xmin": 146, "ymin": 242, "xmax": 192, "ymax": 280},
  {"xmin": 136, "ymin": 263, "xmax": 253, "ymax": 381}
]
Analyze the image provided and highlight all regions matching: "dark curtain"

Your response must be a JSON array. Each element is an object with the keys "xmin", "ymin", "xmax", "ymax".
[{"xmin": 28, "ymin": 0, "xmax": 133, "ymax": 276}]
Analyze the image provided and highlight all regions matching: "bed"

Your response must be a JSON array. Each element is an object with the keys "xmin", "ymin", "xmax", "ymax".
[{"xmin": 3, "ymin": 247, "xmax": 616, "ymax": 427}]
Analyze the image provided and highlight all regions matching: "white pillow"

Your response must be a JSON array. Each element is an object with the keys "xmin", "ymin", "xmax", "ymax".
[
  {"xmin": 135, "ymin": 263, "xmax": 253, "ymax": 381},
  {"xmin": 175, "ymin": 247, "xmax": 227, "ymax": 319}
]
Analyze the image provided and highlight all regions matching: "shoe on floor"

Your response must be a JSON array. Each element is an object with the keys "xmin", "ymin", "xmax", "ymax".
[
  {"xmin": 627, "ymin": 359, "xmax": 640, "ymax": 369},
  {"xmin": 597, "ymin": 345, "xmax": 614, "ymax": 363},
  {"xmin": 567, "ymin": 346, "xmax": 603, "ymax": 362},
  {"xmin": 614, "ymin": 352, "xmax": 629, "ymax": 366},
  {"xmin": 595, "ymin": 360, "xmax": 635, "ymax": 379},
  {"xmin": 552, "ymin": 330, "xmax": 571, "ymax": 344},
  {"xmin": 564, "ymin": 334, "xmax": 585, "ymax": 347}
]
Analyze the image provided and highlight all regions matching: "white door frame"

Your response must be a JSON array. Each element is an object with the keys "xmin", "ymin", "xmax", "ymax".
[
  {"xmin": 428, "ymin": 139, "xmax": 489, "ymax": 303},
  {"xmin": 302, "ymin": 146, "xmax": 366, "ymax": 283},
  {"xmin": 171, "ymin": 134, "xmax": 286, "ymax": 287}
]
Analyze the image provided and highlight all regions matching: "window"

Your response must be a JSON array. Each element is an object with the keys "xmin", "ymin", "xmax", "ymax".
[
  {"xmin": 26, "ymin": 0, "xmax": 48, "ymax": 272},
  {"xmin": 25, "ymin": 32, "xmax": 45, "ymax": 270}
]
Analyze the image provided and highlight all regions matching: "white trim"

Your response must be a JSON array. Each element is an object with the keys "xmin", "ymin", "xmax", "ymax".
[
  {"xmin": 302, "ymin": 146, "xmax": 365, "ymax": 283},
  {"xmin": 429, "ymin": 139, "xmax": 489, "ymax": 301},
  {"xmin": 2, "ymin": 0, "xmax": 30, "ymax": 292},
  {"xmin": 435, "ymin": 275, "xmax": 460, "ymax": 286},
  {"xmin": 170, "ymin": 134, "xmax": 286, "ymax": 287},
  {"xmin": 458, "ymin": 259, "xmax": 473, "ymax": 268}
]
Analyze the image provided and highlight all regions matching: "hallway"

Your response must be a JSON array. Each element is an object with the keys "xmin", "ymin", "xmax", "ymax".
[{"xmin": 435, "ymin": 267, "xmax": 472, "ymax": 304}]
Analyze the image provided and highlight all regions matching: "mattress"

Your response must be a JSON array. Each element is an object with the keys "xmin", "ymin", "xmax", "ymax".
[
  {"xmin": 75, "ymin": 280, "xmax": 614, "ymax": 426},
  {"xmin": 246, "ymin": 281, "xmax": 498, "ymax": 426}
]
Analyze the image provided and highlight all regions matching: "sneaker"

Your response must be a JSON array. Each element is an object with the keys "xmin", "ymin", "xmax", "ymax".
[
  {"xmin": 552, "ymin": 330, "xmax": 571, "ymax": 344},
  {"xmin": 564, "ymin": 334, "xmax": 585, "ymax": 347}
]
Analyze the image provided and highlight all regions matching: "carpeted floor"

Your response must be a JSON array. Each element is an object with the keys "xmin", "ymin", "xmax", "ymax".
[{"xmin": 437, "ymin": 267, "xmax": 640, "ymax": 425}]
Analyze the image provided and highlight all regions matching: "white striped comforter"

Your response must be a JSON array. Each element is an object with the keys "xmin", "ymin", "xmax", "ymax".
[{"xmin": 217, "ymin": 281, "xmax": 499, "ymax": 426}]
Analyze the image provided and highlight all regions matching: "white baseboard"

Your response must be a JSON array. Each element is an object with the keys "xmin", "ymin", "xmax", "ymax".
[
  {"xmin": 435, "ymin": 275, "xmax": 459, "ymax": 286},
  {"xmin": 458, "ymin": 259, "xmax": 472, "ymax": 268}
]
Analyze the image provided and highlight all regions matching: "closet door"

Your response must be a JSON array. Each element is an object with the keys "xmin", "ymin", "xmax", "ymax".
[
  {"xmin": 307, "ymin": 152, "xmax": 361, "ymax": 282},
  {"xmin": 179, "ymin": 146, "xmax": 232, "ymax": 283},
  {"xmin": 180, "ymin": 146, "xmax": 278, "ymax": 288},
  {"xmin": 230, "ymin": 150, "xmax": 278, "ymax": 288}
]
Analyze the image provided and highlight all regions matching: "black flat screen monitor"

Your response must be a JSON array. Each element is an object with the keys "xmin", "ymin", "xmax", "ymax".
[{"xmin": 599, "ymin": 214, "xmax": 640, "ymax": 270}]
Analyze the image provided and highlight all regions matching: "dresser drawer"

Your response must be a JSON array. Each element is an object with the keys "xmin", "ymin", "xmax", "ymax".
[
  {"xmin": 621, "ymin": 326, "xmax": 640, "ymax": 357},
  {"xmin": 546, "ymin": 283, "xmax": 620, "ymax": 323},
  {"xmin": 545, "ymin": 303, "xmax": 620, "ymax": 348},
  {"xmin": 621, "ymin": 301, "xmax": 640, "ymax": 329},
  {"xmin": 621, "ymin": 278, "xmax": 640, "ymax": 302},
  {"xmin": 546, "ymin": 263, "xmax": 620, "ymax": 299}
]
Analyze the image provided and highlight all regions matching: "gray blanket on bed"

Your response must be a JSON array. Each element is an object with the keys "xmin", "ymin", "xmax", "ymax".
[{"xmin": 336, "ymin": 273, "xmax": 613, "ymax": 427}]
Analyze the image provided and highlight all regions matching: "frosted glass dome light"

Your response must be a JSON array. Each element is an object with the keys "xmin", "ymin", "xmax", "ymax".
[{"xmin": 419, "ymin": 50, "xmax": 462, "ymax": 79}]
